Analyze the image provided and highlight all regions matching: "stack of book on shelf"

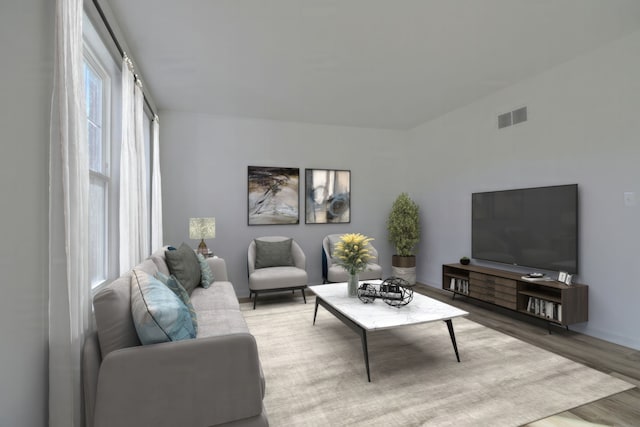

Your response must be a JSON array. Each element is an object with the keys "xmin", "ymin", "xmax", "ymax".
[
  {"xmin": 449, "ymin": 277, "xmax": 469, "ymax": 295},
  {"xmin": 526, "ymin": 297, "xmax": 562, "ymax": 322}
]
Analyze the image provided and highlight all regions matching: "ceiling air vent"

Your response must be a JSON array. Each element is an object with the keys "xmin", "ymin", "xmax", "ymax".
[
  {"xmin": 512, "ymin": 106, "xmax": 527, "ymax": 124},
  {"xmin": 497, "ymin": 106, "xmax": 527, "ymax": 129},
  {"xmin": 498, "ymin": 112, "xmax": 512, "ymax": 129}
]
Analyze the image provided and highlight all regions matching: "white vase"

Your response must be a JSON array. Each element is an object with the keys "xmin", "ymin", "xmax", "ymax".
[
  {"xmin": 348, "ymin": 272, "xmax": 359, "ymax": 297},
  {"xmin": 392, "ymin": 266, "xmax": 416, "ymax": 285}
]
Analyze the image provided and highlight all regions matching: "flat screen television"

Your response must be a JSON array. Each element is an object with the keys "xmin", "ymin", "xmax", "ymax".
[{"xmin": 471, "ymin": 184, "xmax": 578, "ymax": 273}]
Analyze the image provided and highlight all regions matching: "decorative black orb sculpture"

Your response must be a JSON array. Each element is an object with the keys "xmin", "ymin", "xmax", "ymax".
[
  {"xmin": 356, "ymin": 282, "xmax": 377, "ymax": 304},
  {"xmin": 357, "ymin": 277, "xmax": 414, "ymax": 307}
]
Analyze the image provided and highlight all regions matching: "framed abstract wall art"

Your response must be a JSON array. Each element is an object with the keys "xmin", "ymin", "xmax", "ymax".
[
  {"xmin": 247, "ymin": 166, "xmax": 300, "ymax": 225},
  {"xmin": 305, "ymin": 169, "xmax": 351, "ymax": 224}
]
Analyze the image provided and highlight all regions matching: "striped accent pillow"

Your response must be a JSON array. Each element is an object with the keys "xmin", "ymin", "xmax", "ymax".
[{"xmin": 196, "ymin": 253, "xmax": 215, "ymax": 288}]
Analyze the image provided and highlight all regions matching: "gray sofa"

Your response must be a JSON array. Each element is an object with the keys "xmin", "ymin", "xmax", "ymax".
[{"xmin": 83, "ymin": 248, "xmax": 268, "ymax": 427}]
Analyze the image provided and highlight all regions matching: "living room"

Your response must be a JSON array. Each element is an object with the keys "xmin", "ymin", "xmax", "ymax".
[{"xmin": 2, "ymin": 1, "xmax": 640, "ymax": 426}]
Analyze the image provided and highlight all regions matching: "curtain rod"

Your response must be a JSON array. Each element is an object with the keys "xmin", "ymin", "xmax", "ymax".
[{"xmin": 92, "ymin": 0, "xmax": 157, "ymax": 119}]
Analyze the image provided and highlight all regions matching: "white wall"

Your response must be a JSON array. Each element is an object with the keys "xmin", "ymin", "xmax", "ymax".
[
  {"xmin": 407, "ymin": 30, "xmax": 640, "ymax": 349},
  {"xmin": 160, "ymin": 112, "xmax": 406, "ymax": 296},
  {"xmin": 0, "ymin": 1, "xmax": 53, "ymax": 426}
]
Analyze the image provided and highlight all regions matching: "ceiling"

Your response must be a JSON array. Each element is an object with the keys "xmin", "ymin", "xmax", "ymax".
[{"xmin": 105, "ymin": 0, "xmax": 640, "ymax": 130}]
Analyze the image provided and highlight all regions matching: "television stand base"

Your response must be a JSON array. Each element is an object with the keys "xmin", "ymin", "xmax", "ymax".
[{"xmin": 443, "ymin": 263, "xmax": 588, "ymax": 328}]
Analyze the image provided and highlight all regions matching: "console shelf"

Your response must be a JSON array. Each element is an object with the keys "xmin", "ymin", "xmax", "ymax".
[
  {"xmin": 442, "ymin": 264, "xmax": 588, "ymax": 327},
  {"xmin": 518, "ymin": 289, "xmax": 561, "ymax": 303}
]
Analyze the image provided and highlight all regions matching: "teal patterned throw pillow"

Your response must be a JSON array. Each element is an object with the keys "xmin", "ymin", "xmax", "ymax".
[
  {"xmin": 155, "ymin": 271, "xmax": 198, "ymax": 334},
  {"xmin": 131, "ymin": 269, "xmax": 196, "ymax": 345},
  {"xmin": 196, "ymin": 253, "xmax": 215, "ymax": 288}
]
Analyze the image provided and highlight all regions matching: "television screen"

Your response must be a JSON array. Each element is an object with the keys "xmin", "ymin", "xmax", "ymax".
[{"xmin": 472, "ymin": 184, "xmax": 578, "ymax": 273}]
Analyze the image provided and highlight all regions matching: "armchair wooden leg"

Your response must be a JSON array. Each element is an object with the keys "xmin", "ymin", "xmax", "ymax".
[{"xmin": 301, "ymin": 288, "xmax": 306, "ymax": 304}]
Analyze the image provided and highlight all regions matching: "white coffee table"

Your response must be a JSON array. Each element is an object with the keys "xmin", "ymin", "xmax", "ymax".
[{"xmin": 309, "ymin": 281, "xmax": 468, "ymax": 382}]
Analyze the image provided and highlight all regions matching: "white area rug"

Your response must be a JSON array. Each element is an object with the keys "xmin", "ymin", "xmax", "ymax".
[{"xmin": 242, "ymin": 298, "xmax": 633, "ymax": 427}]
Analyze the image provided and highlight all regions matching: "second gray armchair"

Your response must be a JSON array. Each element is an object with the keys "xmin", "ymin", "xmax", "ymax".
[{"xmin": 322, "ymin": 234, "xmax": 383, "ymax": 283}]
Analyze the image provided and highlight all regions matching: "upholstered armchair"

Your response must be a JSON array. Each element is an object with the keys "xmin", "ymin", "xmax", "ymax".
[
  {"xmin": 248, "ymin": 236, "xmax": 308, "ymax": 309},
  {"xmin": 322, "ymin": 234, "xmax": 383, "ymax": 283}
]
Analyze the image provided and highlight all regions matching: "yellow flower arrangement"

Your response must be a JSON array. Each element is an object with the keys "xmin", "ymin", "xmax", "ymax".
[{"xmin": 333, "ymin": 233, "xmax": 374, "ymax": 275}]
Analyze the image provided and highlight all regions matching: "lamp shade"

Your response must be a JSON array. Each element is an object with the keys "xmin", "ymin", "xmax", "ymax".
[{"xmin": 189, "ymin": 217, "xmax": 216, "ymax": 240}]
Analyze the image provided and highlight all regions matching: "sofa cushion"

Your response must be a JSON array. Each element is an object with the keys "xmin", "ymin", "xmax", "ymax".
[
  {"xmin": 196, "ymin": 309, "xmax": 251, "ymax": 338},
  {"xmin": 131, "ymin": 269, "xmax": 196, "ymax": 345},
  {"xmin": 150, "ymin": 246, "xmax": 170, "ymax": 276},
  {"xmin": 191, "ymin": 281, "xmax": 240, "ymax": 312},
  {"xmin": 155, "ymin": 271, "xmax": 198, "ymax": 334},
  {"xmin": 196, "ymin": 253, "xmax": 215, "ymax": 288},
  {"xmin": 165, "ymin": 243, "xmax": 202, "ymax": 294},
  {"xmin": 254, "ymin": 238, "xmax": 294, "ymax": 269},
  {"xmin": 190, "ymin": 282, "xmax": 249, "ymax": 338},
  {"xmin": 93, "ymin": 273, "xmax": 141, "ymax": 358}
]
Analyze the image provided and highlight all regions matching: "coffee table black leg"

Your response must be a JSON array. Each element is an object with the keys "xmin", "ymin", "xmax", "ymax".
[
  {"xmin": 360, "ymin": 330, "xmax": 371, "ymax": 382},
  {"xmin": 314, "ymin": 297, "xmax": 372, "ymax": 382},
  {"xmin": 313, "ymin": 298, "xmax": 319, "ymax": 325},
  {"xmin": 445, "ymin": 319, "xmax": 461, "ymax": 362}
]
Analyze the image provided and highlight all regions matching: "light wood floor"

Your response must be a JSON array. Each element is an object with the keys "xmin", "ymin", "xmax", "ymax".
[{"xmin": 414, "ymin": 284, "xmax": 640, "ymax": 426}]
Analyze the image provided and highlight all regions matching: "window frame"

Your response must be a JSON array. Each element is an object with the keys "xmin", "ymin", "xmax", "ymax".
[
  {"xmin": 83, "ymin": 10, "xmax": 122, "ymax": 294},
  {"xmin": 82, "ymin": 6, "xmax": 157, "ymax": 293},
  {"xmin": 84, "ymin": 44, "xmax": 112, "ymax": 290}
]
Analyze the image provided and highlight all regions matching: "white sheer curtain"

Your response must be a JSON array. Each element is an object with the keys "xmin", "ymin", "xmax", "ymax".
[
  {"xmin": 134, "ymin": 80, "xmax": 149, "ymax": 257},
  {"xmin": 119, "ymin": 57, "xmax": 149, "ymax": 273},
  {"xmin": 150, "ymin": 116, "xmax": 163, "ymax": 251},
  {"xmin": 49, "ymin": 0, "xmax": 90, "ymax": 425}
]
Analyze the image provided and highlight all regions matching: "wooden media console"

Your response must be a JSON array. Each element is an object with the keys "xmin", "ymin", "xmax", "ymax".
[{"xmin": 442, "ymin": 263, "xmax": 588, "ymax": 328}]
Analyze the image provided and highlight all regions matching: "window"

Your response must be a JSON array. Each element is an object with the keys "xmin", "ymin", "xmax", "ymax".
[
  {"xmin": 84, "ymin": 53, "xmax": 110, "ymax": 288},
  {"xmin": 83, "ymin": 12, "xmax": 121, "ymax": 290},
  {"xmin": 83, "ymin": 9, "xmax": 156, "ymax": 288}
]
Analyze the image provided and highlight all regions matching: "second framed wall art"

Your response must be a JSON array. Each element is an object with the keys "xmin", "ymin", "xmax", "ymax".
[{"xmin": 305, "ymin": 169, "xmax": 351, "ymax": 224}]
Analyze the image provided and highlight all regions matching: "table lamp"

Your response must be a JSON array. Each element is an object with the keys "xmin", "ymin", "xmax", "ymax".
[{"xmin": 189, "ymin": 217, "xmax": 215, "ymax": 256}]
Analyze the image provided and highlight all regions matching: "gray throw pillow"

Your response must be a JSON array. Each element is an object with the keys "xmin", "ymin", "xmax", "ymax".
[
  {"xmin": 255, "ymin": 238, "xmax": 294, "ymax": 269},
  {"xmin": 165, "ymin": 243, "xmax": 202, "ymax": 294}
]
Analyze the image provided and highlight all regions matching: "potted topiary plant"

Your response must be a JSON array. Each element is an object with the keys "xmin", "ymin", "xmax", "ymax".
[{"xmin": 387, "ymin": 193, "xmax": 420, "ymax": 284}]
